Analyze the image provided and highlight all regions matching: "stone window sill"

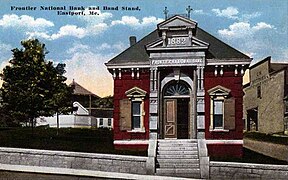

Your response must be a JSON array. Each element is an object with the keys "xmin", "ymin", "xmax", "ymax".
[
  {"xmin": 127, "ymin": 129, "xmax": 145, "ymax": 133},
  {"xmin": 209, "ymin": 129, "xmax": 229, "ymax": 132}
]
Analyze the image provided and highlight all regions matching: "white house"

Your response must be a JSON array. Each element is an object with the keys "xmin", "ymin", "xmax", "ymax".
[
  {"xmin": 91, "ymin": 108, "xmax": 114, "ymax": 129},
  {"xmin": 36, "ymin": 102, "xmax": 96, "ymax": 128}
]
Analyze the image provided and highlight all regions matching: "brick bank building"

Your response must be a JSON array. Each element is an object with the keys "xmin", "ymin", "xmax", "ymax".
[{"xmin": 106, "ymin": 15, "xmax": 251, "ymax": 158}]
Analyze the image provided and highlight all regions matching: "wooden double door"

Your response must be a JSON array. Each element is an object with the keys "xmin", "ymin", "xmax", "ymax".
[{"xmin": 164, "ymin": 98, "xmax": 189, "ymax": 139}]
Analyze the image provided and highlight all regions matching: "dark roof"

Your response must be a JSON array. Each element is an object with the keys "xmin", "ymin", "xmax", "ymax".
[
  {"xmin": 196, "ymin": 27, "xmax": 250, "ymax": 59},
  {"xmin": 70, "ymin": 80, "xmax": 99, "ymax": 97},
  {"xmin": 107, "ymin": 28, "xmax": 250, "ymax": 65},
  {"xmin": 249, "ymin": 56, "xmax": 271, "ymax": 69},
  {"xmin": 270, "ymin": 63, "xmax": 288, "ymax": 72},
  {"xmin": 107, "ymin": 30, "xmax": 159, "ymax": 65},
  {"xmin": 249, "ymin": 56, "xmax": 288, "ymax": 72},
  {"xmin": 91, "ymin": 108, "xmax": 113, "ymax": 118}
]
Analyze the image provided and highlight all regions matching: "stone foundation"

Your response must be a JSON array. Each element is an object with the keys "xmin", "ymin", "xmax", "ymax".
[
  {"xmin": 0, "ymin": 147, "xmax": 147, "ymax": 175},
  {"xmin": 210, "ymin": 161, "xmax": 288, "ymax": 179}
]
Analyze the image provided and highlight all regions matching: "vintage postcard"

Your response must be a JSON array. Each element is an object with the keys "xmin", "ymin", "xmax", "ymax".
[{"xmin": 0, "ymin": 0, "xmax": 287, "ymax": 179}]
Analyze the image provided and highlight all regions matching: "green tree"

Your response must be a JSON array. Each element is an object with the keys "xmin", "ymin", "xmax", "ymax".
[
  {"xmin": 0, "ymin": 39, "xmax": 73, "ymax": 131},
  {"xmin": 94, "ymin": 96, "xmax": 113, "ymax": 108}
]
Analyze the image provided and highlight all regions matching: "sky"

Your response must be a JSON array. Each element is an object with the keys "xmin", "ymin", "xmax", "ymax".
[{"xmin": 0, "ymin": 0, "xmax": 287, "ymax": 97}]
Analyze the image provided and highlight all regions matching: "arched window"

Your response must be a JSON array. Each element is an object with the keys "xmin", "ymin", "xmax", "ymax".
[{"xmin": 164, "ymin": 81, "xmax": 190, "ymax": 96}]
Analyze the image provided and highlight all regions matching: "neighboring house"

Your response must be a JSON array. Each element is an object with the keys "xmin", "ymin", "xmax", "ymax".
[
  {"xmin": 105, "ymin": 15, "xmax": 251, "ymax": 158},
  {"xmin": 36, "ymin": 102, "xmax": 96, "ymax": 128},
  {"xmin": 70, "ymin": 80, "xmax": 100, "ymax": 114},
  {"xmin": 244, "ymin": 56, "xmax": 288, "ymax": 135},
  {"xmin": 91, "ymin": 108, "xmax": 114, "ymax": 129}
]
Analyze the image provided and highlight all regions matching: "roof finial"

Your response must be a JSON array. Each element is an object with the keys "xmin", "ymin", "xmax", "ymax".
[
  {"xmin": 163, "ymin": 7, "xmax": 169, "ymax": 20},
  {"xmin": 186, "ymin": 5, "xmax": 193, "ymax": 19}
]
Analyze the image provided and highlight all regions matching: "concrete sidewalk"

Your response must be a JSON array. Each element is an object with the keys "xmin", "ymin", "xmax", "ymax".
[{"xmin": 0, "ymin": 163, "xmax": 201, "ymax": 180}]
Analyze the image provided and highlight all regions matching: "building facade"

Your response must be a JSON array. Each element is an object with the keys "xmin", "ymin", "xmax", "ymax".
[
  {"xmin": 70, "ymin": 80, "xmax": 100, "ymax": 114},
  {"xmin": 244, "ymin": 56, "xmax": 288, "ymax": 135},
  {"xmin": 36, "ymin": 102, "xmax": 95, "ymax": 128},
  {"xmin": 91, "ymin": 108, "xmax": 114, "ymax": 129},
  {"xmin": 106, "ymin": 15, "xmax": 251, "ymax": 157}
]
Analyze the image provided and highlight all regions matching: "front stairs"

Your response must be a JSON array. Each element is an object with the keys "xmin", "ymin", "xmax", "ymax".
[{"xmin": 155, "ymin": 139, "xmax": 206, "ymax": 178}]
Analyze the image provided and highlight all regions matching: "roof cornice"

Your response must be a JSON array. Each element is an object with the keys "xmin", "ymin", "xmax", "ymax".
[
  {"xmin": 206, "ymin": 58, "xmax": 252, "ymax": 65},
  {"xmin": 105, "ymin": 62, "xmax": 150, "ymax": 69}
]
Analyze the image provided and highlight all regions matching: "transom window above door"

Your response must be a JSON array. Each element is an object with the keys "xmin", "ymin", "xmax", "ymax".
[{"xmin": 164, "ymin": 81, "xmax": 190, "ymax": 96}]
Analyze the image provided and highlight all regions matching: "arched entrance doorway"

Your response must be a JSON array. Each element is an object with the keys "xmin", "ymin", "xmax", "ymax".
[{"xmin": 163, "ymin": 80, "xmax": 191, "ymax": 139}]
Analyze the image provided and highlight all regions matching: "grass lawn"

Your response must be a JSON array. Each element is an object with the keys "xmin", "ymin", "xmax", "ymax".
[
  {"xmin": 0, "ymin": 127, "xmax": 287, "ymax": 164},
  {"xmin": 0, "ymin": 127, "xmax": 147, "ymax": 156}
]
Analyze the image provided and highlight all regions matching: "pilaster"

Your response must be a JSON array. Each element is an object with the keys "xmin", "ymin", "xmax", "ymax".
[
  {"xmin": 149, "ymin": 67, "xmax": 158, "ymax": 139},
  {"xmin": 196, "ymin": 65, "xmax": 205, "ymax": 139}
]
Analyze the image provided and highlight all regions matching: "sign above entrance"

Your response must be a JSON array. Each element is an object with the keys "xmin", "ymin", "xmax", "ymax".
[{"xmin": 151, "ymin": 58, "xmax": 203, "ymax": 66}]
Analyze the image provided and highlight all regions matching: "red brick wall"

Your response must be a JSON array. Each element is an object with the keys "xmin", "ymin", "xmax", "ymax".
[
  {"xmin": 114, "ymin": 144, "xmax": 148, "ymax": 151},
  {"xmin": 204, "ymin": 66, "xmax": 244, "ymax": 140},
  {"xmin": 207, "ymin": 144, "xmax": 243, "ymax": 158},
  {"xmin": 113, "ymin": 69, "xmax": 150, "ymax": 140}
]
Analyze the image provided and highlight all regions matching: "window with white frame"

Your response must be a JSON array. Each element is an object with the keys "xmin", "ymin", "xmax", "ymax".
[
  {"xmin": 208, "ymin": 85, "xmax": 235, "ymax": 131},
  {"xmin": 213, "ymin": 100, "xmax": 224, "ymax": 129},
  {"xmin": 132, "ymin": 101, "xmax": 141, "ymax": 129},
  {"xmin": 119, "ymin": 87, "xmax": 147, "ymax": 132},
  {"xmin": 99, "ymin": 118, "xmax": 103, "ymax": 126},
  {"xmin": 108, "ymin": 118, "xmax": 112, "ymax": 127}
]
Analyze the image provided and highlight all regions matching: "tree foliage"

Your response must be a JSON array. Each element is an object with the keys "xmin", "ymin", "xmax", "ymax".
[
  {"xmin": 94, "ymin": 96, "xmax": 113, "ymax": 108},
  {"xmin": 0, "ymin": 39, "xmax": 73, "ymax": 125}
]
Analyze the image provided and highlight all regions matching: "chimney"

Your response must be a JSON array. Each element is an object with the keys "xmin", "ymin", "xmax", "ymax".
[{"xmin": 129, "ymin": 36, "xmax": 137, "ymax": 46}]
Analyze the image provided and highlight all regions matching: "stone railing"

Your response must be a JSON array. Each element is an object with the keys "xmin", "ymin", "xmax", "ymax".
[
  {"xmin": 0, "ymin": 147, "xmax": 147, "ymax": 175},
  {"xmin": 198, "ymin": 139, "xmax": 209, "ymax": 179},
  {"xmin": 146, "ymin": 139, "xmax": 157, "ymax": 174},
  {"xmin": 210, "ymin": 161, "xmax": 288, "ymax": 179}
]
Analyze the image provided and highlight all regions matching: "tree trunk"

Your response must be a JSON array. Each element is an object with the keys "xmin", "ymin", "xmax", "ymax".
[
  {"xmin": 31, "ymin": 117, "xmax": 34, "ymax": 136},
  {"xmin": 56, "ymin": 112, "xmax": 59, "ymax": 136}
]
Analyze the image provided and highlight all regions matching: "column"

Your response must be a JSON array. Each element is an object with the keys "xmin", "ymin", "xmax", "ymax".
[
  {"xmin": 149, "ymin": 67, "xmax": 158, "ymax": 140},
  {"xmin": 191, "ymin": 68, "xmax": 197, "ymax": 139},
  {"xmin": 196, "ymin": 66, "xmax": 205, "ymax": 139}
]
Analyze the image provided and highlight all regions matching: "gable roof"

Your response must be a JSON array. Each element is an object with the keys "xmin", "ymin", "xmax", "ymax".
[
  {"xmin": 91, "ymin": 108, "xmax": 113, "ymax": 118},
  {"xmin": 106, "ymin": 27, "xmax": 250, "ymax": 66},
  {"xmin": 70, "ymin": 80, "xmax": 99, "ymax": 97}
]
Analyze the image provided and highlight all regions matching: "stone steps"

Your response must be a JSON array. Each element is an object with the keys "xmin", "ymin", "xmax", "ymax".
[
  {"xmin": 158, "ymin": 150, "xmax": 198, "ymax": 155},
  {"xmin": 158, "ymin": 139, "xmax": 198, "ymax": 143},
  {"xmin": 158, "ymin": 143, "xmax": 198, "ymax": 147},
  {"xmin": 158, "ymin": 146, "xmax": 198, "ymax": 151},
  {"xmin": 157, "ymin": 158, "xmax": 200, "ymax": 164},
  {"xmin": 156, "ymin": 139, "xmax": 201, "ymax": 178},
  {"xmin": 157, "ymin": 154, "xmax": 199, "ymax": 159},
  {"xmin": 158, "ymin": 163, "xmax": 199, "ymax": 168}
]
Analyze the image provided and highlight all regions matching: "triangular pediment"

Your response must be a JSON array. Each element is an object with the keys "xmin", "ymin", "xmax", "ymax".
[
  {"xmin": 207, "ymin": 85, "xmax": 231, "ymax": 96},
  {"xmin": 158, "ymin": 15, "xmax": 197, "ymax": 30},
  {"xmin": 125, "ymin": 87, "xmax": 147, "ymax": 98}
]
